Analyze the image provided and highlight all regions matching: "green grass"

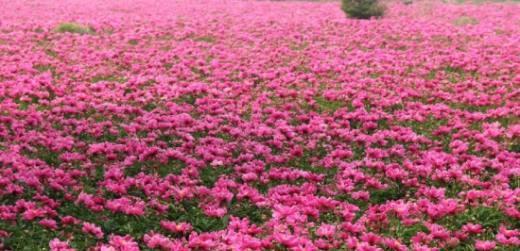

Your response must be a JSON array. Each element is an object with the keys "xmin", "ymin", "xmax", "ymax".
[
  {"xmin": 509, "ymin": 176, "xmax": 520, "ymax": 189},
  {"xmin": 317, "ymin": 210, "xmax": 342, "ymax": 225},
  {"xmin": 200, "ymin": 166, "xmax": 232, "ymax": 187},
  {"xmin": 314, "ymin": 96, "xmax": 346, "ymax": 113},
  {"xmin": 509, "ymin": 142, "xmax": 520, "ymax": 153},
  {"xmin": 438, "ymin": 206, "xmax": 518, "ymax": 232},
  {"xmin": 34, "ymin": 64, "xmax": 60, "ymax": 78},
  {"xmin": 453, "ymin": 16, "xmax": 479, "ymax": 26},
  {"xmin": 368, "ymin": 182, "xmax": 413, "ymax": 204},
  {"xmin": 174, "ymin": 94, "xmax": 198, "ymax": 105},
  {"xmin": 90, "ymin": 74, "xmax": 126, "ymax": 83},
  {"xmin": 0, "ymin": 220, "xmax": 60, "ymax": 250},
  {"xmin": 128, "ymin": 39, "xmax": 139, "ymax": 45},
  {"xmin": 124, "ymin": 159, "xmax": 185, "ymax": 178},
  {"xmin": 170, "ymin": 200, "xmax": 229, "ymax": 232},
  {"xmin": 54, "ymin": 22, "xmax": 95, "ymax": 35},
  {"xmin": 381, "ymin": 216, "xmax": 429, "ymax": 245},
  {"xmin": 21, "ymin": 146, "xmax": 61, "ymax": 167},
  {"xmin": 443, "ymin": 66, "xmax": 478, "ymax": 84},
  {"xmin": 193, "ymin": 35, "xmax": 217, "ymax": 43},
  {"xmin": 228, "ymin": 200, "xmax": 272, "ymax": 225}
]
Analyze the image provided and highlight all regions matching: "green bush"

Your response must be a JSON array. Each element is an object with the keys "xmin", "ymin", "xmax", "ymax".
[
  {"xmin": 341, "ymin": 0, "xmax": 386, "ymax": 19},
  {"xmin": 54, "ymin": 22, "xmax": 95, "ymax": 34}
]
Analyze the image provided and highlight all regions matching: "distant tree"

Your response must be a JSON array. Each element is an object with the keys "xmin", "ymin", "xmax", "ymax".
[{"xmin": 341, "ymin": 0, "xmax": 386, "ymax": 19}]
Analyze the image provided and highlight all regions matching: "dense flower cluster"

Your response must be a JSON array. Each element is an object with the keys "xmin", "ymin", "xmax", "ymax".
[{"xmin": 0, "ymin": 0, "xmax": 519, "ymax": 250}]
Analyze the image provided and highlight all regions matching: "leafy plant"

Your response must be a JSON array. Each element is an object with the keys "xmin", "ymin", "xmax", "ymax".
[
  {"xmin": 54, "ymin": 22, "xmax": 95, "ymax": 34},
  {"xmin": 341, "ymin": 0, "xmax": 386, "ymax": 19}
]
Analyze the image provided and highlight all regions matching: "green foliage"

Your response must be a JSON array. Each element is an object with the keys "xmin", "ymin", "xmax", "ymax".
[
  {"xmin": 382, "ymin": 216, "xmax": 429, "ymax": 245},
  {"xmin": 174, "ymin": 94, "xmax": 198, "ymax": 105},
  {"xmin": 510, "ymin": 176, "xmax": 520, "ymax": 189},
  {"xmin": 443, "ymin": 66, "xmax": 477, "ymax": 84},
  {"xmin": 124, "ymin": 159, "xmax": 185, "ymax": 178},
  {"xmin": 0, "ymin": 220, "xmax": 59, "ymax": 250},
  {"xmin": 14, "ymin": 97, "xmax": 38, "ymax": 111},
  {"xmin": 352, "ymin": 142, "xmax": 366, "ymax": 160},
  {"xmin": 314, "ymin": 96, "xmax": 344, "ymax": 113},
  {"xmin": 75, "ymin": 126, "xmax": 127, "ymax": 143},
  {"xmin": 34, "ymin": 64, "xmax": 60, "ymax": 79},
  {"xmin": 90, "ymin": 74, "xmax": 126, "ymax": 83},
  {"xmin": 453, "ymin": 16, "xmax": 479, "ymax": 26},
  {"xmin": 369, "ymin": 182, "xmax": 412, "ymax": 204},
  {"xmin": 170, "ymin": 200, "xmax": 229, "ymax": 232},
  {"xmin": 228, "ymin": 200, "xmax": 272, "ymax": 225},
  {"xmin": 103, "ymin": 213, "xmax": 161, "ymax": 238},
  {"xmin": 341, "ymin": 0, "xmax": 386, "ymax": 19},
  {"xmin": 22, "ymin": 146, "xmax": 61, "ymax": 167},
  {"xmin": 510, "ymin": 142, "xmax": 520, "ymax": 153},
  {"xmin": 394, "ymin": 223, "xmax": 428, "ymax": 244},
  {"xmin": 193, "ymin": 35, "xmax": 217, "ymax": 43},
  {"xmin": 438, "ymin": 206, "xmax": 518, "ymax": 232},
  {"xmin": 200, "ymin": 166, "xmax": 232, "ymax": 187},
  {"xmin": 318, "ymin": 211, "xmax": 341, "ymax": 224},
  {"xmin": 54, "ymin": 22, "xmax": 95, "ymax": 35},
  {"xmin": 128, "ymin": 39, "xmax": 139, "ymax": 45}
]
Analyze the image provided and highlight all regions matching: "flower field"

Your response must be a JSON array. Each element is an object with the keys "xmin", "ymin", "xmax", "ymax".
[{"xmin": 0, "ymin": 0, "xmax": 519, "ymax": 250}]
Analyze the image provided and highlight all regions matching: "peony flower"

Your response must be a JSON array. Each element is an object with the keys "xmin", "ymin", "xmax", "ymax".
[
  {"xmin": 474, "ymin": 240, "xmax": 496, "ymax": 251},
  {"xmin": 49, "ymin": 238, "xmax": 75, "ymax": 251},
  {"xmin": 82, "ymin": 222, "xmax": 104, "ymax": 239}
]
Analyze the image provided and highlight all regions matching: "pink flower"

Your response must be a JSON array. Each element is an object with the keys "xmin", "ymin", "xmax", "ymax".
[
  {"xmin": 462, "ymin": 223, "xmax": 483, "ymax": 234},
  {"xmin": 273, "ymin": 233, "xmax": 298, "ymax": 248},
  {"xmin": 49, "ymin": 238, "xmax": 75, "ymax": 251},
  {"xmin": 143, "ymin": 232, "xmax": 174, "ymax": 250},
  {"xmin": 107, "ymin": 235, "xmax": 140, "ymax": 251},
  {"xmin": 39, "ymin": 218, "xmax": 58, "ymax": 230},
  {"xmin": 105, "ymin": 197, "xmax": 145, "ymax": 216},
  {"xmin": 61, "ymin": 216, "xmax": 80, "ymax": 225},
  {"xmin": 0, "ymin": 1, "xmax": 519, "ymax": 250},
  {"xmin": 316, "ymin": 224, "xmax": 336, "ymax": 238},
  {"xmin": 82, "ymin": 222, "xmax": 104, "ymax": 239},
  {"xmin": 474, "ymin": 240, "xmax": 496, "ymax": 251},
  {"xmin": 22, "ymin": 208, "xmax": 46, "ymax": 221},
  {"xmin": 160, "ymin": 220, "xmax": 192, "ymax": 234}
]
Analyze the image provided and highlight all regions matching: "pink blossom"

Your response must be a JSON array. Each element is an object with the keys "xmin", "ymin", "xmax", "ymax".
[
  {"xmin": 0, "ymin": 0, "xmax": 518, "ymax": 250},
  {"xmin": 49, "ymin": 238, "xmax": 75, "ymax": 251},
  {"xmin": 106, "ymin": 235, "xmax": 140, "ymax": 251},
  {"xmin": 160, "ymin": 220, "xmax": 192, "ymax": 234},
  {"xmin": 474, "ymin": 240, "xmax": 496, "ymax": 251},
  {"xmin": 82, "ymin": 222, "xmax": 104, "ymax": 239},
  {"xmin": 39, "ymin": 218, "xmax": 58, "ymax": 230}
]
